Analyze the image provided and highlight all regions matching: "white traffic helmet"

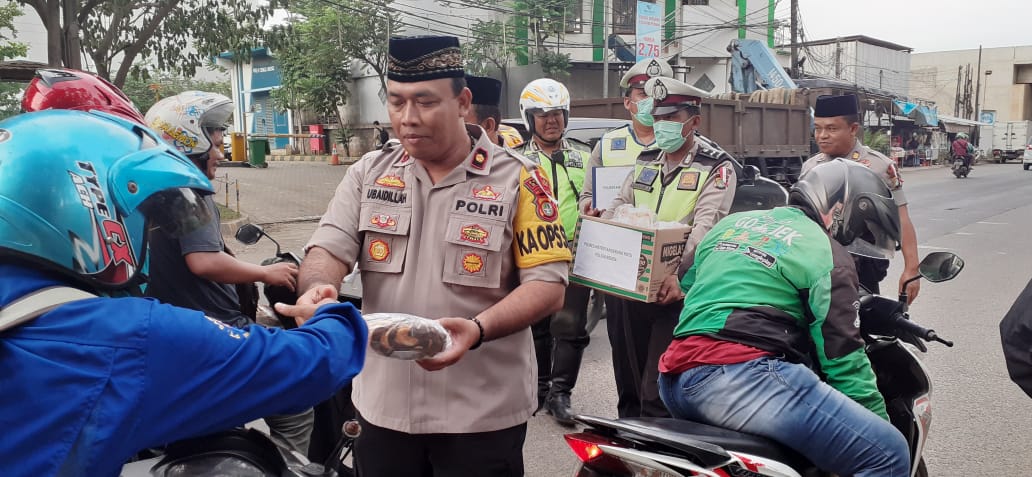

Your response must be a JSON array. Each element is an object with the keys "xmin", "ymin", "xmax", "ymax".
[
  {"xmin": 145, "ymin": 91, "xmax": 233, "ymax": 158},
  {"xmin": 518, "ymin": 78, "xmax": 570, "ymax": 136}
]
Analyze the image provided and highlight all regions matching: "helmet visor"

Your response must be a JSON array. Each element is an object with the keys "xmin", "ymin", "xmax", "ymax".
[
  {"xmin": 846, "ymin": 220, "xmax": 898, "ymax": 260},
  {"xmin": 200, "ymin": 101, "xmax": 234, "ymax": 130},
  {"xmin": 139, "ymin": 187, "xmax": 213, "ymax": 238}
]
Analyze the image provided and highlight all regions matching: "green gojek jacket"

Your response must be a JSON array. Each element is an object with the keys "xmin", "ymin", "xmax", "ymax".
[{"xmin": 674, "ymin": 206, "xmax": 889, "ymax": 419}]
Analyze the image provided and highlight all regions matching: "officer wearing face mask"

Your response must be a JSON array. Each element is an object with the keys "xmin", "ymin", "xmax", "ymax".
[{"xmin": 601, "ymin": 76, "xmax": 737, "ymax": 418}]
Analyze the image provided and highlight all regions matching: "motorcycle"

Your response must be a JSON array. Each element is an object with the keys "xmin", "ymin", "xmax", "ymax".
[
  {"xmin": 951, "ymin": 155, "xmax": 971, "ymax": 178},
  {"xmin": 564, "ymin": 251, "xmax": 964, "ymax": 477},
  {"xmin": 120, "ymin": 428, "xmax": 336, "ymax": 477}
]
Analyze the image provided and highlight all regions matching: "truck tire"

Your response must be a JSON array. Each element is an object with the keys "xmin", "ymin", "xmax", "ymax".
[{"xmin": 1024, "ymin": 163, "xmax": 1030, "ymax": 171}]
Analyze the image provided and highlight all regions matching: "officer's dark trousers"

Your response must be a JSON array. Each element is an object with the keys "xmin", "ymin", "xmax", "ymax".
[
  {"xmin": 533, "ymin": 284, "xmax": 591, "ymax": 401},
  {"xmin": 854, "ymin": 256, "xmax": 891, "ymax": 295},
  {"xmin": 606, "ymin": 294, "xmax": 679, "ymax": 418},
  {"xmin": 353, "ymin": 413, "xmax": 526, "ymax": 477}
]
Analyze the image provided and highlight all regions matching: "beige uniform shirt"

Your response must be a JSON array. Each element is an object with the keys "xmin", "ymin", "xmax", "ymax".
[
  {"xmin": 801, "ymin": 139, "xmax": 907, "ymax": 206},
  {"xmin": 602, "ymin": 141, "xmax": 738, "ymax": 260},
  {"xmin": 307, "ymin": 126, "xmax": 571, "ymax": 434}
]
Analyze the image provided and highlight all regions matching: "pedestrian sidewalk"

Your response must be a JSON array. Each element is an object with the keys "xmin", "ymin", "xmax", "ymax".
[{"xmin": 265, "ymin": 154, "xmax": 360, "ymax": 164}]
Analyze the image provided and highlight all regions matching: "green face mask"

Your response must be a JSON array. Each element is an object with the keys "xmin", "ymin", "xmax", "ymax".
[
  {"xmin": 653, "ymin": 119, "xmax": 688, "ymax": 152},
  {"xmin": 633, "ymin": 97, "xmax": 654, "ymax": 127}
]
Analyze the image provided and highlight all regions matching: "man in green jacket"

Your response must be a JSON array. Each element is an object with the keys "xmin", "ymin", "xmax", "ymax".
[
  {"xmin": 657, "ymin": 159, "xmax": 909, "ymax": 476},
  {"xmin": 518, "ymin": 78, "xmax": 589, "ymax": 425}
]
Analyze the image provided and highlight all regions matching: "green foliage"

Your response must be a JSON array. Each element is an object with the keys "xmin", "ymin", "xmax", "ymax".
[
  {"xmin": 538, "ymin": 51, "xmax": 571, "ymax": 81},
  {"xmin": 513, "ymin": 0, "xmax": 576, "ymax": 56},
  {"xmin": 0, "ymin": 2, "xmax": 27, "ymax": 61},
  {"xmin": 439, "ymin": 0, "xmax": 573, "ymax": 72},
  {"xmin": 464, "ymin": 19, "xmax": 519, "ymax": 76},
  {"xmin": 20, "ymin": 0, "xmax": 279, "ymax": 87},
  {"xmin": 863, "ymin": 129, "xmax": 891, "ymax": 156}
]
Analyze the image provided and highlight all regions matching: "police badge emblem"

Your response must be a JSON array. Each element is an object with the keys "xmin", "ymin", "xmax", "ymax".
[
  {"xmin": 652, "ymin": 80, "xmax": 668, "ymax": 102},
  {"xmin": 646, "ymin": 60, "xmax": 662, "ymax": 77}
]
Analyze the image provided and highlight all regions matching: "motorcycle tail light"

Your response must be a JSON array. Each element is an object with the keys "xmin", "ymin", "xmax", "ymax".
[{"xmin": 564, "ymin": 432, "xmax": 631, "ymax": 474}]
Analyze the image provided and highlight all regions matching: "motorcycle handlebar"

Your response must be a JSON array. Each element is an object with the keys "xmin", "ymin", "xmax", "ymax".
[{"xmin": 893, "ymin": 313, "xmax": 954, "ymax": 347}]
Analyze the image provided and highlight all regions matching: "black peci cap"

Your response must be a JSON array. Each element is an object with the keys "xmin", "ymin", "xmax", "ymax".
[
  {"xmin": 814, "ymin": 94, "xmax": 860, "ymax": 118},
  {"xmin": 466, "ymin": 75, "xmax": 502, "ymax": 106},
  {"xmin": 387, "ymin": 35, "xmax": 465, "ymax": 83}
]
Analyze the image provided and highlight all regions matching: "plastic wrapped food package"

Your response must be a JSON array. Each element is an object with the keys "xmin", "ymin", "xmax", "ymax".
[
  {"xmin": 364, "ymin": 313, "xmax": 452, "ymax": 360},
  {"xmin": 610, "ymin": 204, "xmax": 656, "ymax": 227}
]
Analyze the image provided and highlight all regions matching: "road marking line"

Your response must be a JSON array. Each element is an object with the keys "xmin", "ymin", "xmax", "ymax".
[
  {"xmin": 977, "ymin": 221, "xmax": 1008, "ymax": 225},
  {"xmin": 954, "ymin": 232, "xmax": 975, "ymax": 236},
  {"xmin": 917, "ymin": 245, "xmax": 954, "ymax": 250}
]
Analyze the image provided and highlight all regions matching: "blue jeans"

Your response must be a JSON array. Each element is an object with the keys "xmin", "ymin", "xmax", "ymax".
[{"xmin": 658, "ymin": 357, "xmax": 910, "ymax": 476}]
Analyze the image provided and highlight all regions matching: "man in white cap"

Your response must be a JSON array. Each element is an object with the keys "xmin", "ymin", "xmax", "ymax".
[{"xmin": 602, "ymin": 76, "xmax": 738, "ymax": 418}]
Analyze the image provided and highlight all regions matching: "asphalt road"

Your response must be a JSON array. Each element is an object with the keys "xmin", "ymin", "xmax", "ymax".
[{"xmin": 227, "ymin": 162, "xmax": 1032, "ymax": 476}]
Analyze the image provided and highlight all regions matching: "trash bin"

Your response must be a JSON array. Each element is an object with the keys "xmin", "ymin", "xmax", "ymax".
[
  {"xmin": 230, "ymin": 132, "xmax": 246, "ymax": 162},
  {"xmin": 247, "ymin": 138, "xmax": 269, "ymax": 168}
]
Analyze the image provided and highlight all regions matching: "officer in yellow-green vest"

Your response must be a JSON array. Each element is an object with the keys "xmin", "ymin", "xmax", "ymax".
[
  {"xmin": 601, "ymin": 76, "xmax": 738, "ymax": 418},
  {"xmin": 579, "ymin": 57, "xmax": 673, "ymax": 216},
  {"xmin": 518, "ymin": 78, "xmax": 589, "ymax": 426}
]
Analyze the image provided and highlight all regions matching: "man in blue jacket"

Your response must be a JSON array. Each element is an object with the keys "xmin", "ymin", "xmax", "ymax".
[{"xmin": 0, "ymin": 110, "xmax": 367, "ymax": 477}]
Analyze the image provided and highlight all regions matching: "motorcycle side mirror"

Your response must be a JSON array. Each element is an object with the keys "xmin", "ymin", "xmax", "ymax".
[
  {"xmin": 918, "ymin": 252, "xmax": 964, "ymax": 283},
  {"xmin": 741, "ymin": 165, "xmax": 759, "ymax": 186},
  {"xmin": 234, "ymin": 224, "xmax": 265, "ymax": 245}
]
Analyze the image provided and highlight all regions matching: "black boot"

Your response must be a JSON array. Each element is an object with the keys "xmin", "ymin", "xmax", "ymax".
[
  {"xmin": 545, "ymin": 393, "xmax": 576, "ymax": 426},
  {"xmin": 546, "ymin": 339, "xmax": 587, "ymax": 426},
  {"xmin": 532, "ymin": 319, "xmax": 553, "ymax": 413}
]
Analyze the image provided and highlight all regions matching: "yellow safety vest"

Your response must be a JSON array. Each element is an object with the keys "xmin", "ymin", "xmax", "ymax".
[
  {"xmin": 630, "ymin": 162, "xmax": 710, "ymax": 223},
  {"xmin": 599, "ymin": 125, "xmax": 655, "ymax": 167}
]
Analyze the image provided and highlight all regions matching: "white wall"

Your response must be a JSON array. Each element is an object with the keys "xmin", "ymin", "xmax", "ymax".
[{"xmin": 911, "ymin": 45, "xmax": 1032, "ymax": 123}]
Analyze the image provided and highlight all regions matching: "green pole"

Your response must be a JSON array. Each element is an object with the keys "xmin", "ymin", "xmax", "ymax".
[
  {"xmin": 592, "ymin": 0, "xmax": 604, "ymax": 62},
  {"xmin": 767, "ymin": 0, "xmax": 775, "ymax": 47},
  {"xmin": 516, "ymin": 15, "xmax": 529, "ymax": 66},
  {"xmin": 665, "ymin": 0, "xmax": 676, "ymax": 43},
  {"xmin": 738, "ymin": 0, "xmax": 747, "ymax": 39}
]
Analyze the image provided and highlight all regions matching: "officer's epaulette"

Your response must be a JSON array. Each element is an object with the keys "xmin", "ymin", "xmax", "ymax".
[
  {"xmin": 692, "ymin": 134, "xmax": 736, "ymax": 167},
  {"xmin": 637, "ymin": 148, "xmax": 662, "ymax": 164},
  {"xmin": 507, "ymin": 147, "xmax": 540, "ymax": 170}
]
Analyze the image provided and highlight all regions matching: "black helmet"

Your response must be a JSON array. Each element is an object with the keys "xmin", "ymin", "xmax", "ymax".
[{"xmin": 789, "ymin": 159, "xmax": 900, "ymax": 259}]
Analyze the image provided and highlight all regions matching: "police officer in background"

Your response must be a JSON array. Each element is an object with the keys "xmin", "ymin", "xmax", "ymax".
[
  {"xmin": 579, "ymin": 57, "xmax": 673, "ymax": 216},
  {"xmin": 800, "ymin": 94, "xmax": 920, "ymax": 302},
  {"xmin": 277, "ymin": 35, "xmax": 571, "ymax": 476},
  {"xmin": 464, "ymin": 75, "xmax": 525, "ymax": 149},
  {"xmin": 602, "ymin": 77, "xmax": 738, "ymax": 418},
  {"xmin": 518, "ymin": 78, "xmax": 591, "ymax": 426}
]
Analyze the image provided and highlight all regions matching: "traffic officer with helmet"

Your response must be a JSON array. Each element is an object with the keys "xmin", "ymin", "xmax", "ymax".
[
  {"xmin": 800, "ymin": 93, "xmax": 920, "ymax": 303},
  {"xmin": 602, "ymin": 76, "xmax": 738, "ymax": 418},
  {"xmin": 579, "ymin": 57, "xmax": 673, "ymax": 216},
  {"xmin": 518, "ymin": 78, "xmax": 591, "ymax": 426}
]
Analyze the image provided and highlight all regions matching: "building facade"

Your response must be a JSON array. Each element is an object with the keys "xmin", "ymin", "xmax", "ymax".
[{"xmin": 911, "ymin": 45, "xmax": 1032, "ymax": 124}]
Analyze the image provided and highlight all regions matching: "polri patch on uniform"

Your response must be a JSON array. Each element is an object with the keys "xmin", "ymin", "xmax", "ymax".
[
  {"xmin": 370, "ymin": 213, "xmax": 398, "ymax": 230},
  {"xmin": 461, "ymin": 253, "xmax": 485, "ymax": 274},
  {"xmin": 677, "ymin": 171, "xmax": 700, "ymax": 191},
  {"xmin": 471, "ymin": 148, "xmax": 489, "ymax": 170},
  {"xmin": 851, "ymin": 151, "xmax": 861, "ymax": 160},
  {"xmin": 565, "ymin": 153, "xmax": 584, "ymax": 169},
  {"xmin": 612, "ymin": 137, "xmax": 626, "ymax": 150},
  {"xmin": 459, "ymin": 224, "xmax": 489, "ymax": 245},
  {"xmin": 375, "ymin": 174, "xmax": 406, "ymax": 189},
  {"xmin": 472, "ymin": 184, "xmax": 501, "ymax": 201},
  {"xmin": 368, "ymin": 239, "xmax": 390, "ymax": 262},
  {"xmin": 713, "ymin": 166, "xmax": 729, "ymax": 190},
  {"xmin": 632, "ymin": 167, "xmax": 659, "ymax": 193}
]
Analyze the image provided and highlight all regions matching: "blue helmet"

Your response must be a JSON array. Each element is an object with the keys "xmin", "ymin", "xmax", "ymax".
[{"xmin": 0, "ymin": 110, "xmax": 214, "ymax": 291}]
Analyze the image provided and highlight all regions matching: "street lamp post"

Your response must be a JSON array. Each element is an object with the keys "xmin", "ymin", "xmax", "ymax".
[{"xmin": 983, "ymin": 70, "xmax": 993, "ymax": 120}]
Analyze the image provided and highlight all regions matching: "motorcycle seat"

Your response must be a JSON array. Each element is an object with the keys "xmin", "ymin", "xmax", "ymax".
[{"xmin": 618, "ymin": 417, "xmax": 813, "ymax": 470}]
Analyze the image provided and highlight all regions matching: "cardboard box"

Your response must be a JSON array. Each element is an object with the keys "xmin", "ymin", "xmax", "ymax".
[{"xmin": 569, "ymin": 216, "xmax": 691, "ymax": 303}]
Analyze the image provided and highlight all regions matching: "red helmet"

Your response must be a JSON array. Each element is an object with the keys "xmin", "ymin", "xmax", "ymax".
[{"xmin": 21, "ymin": 68, "xmax": 146, "ymax": 125}]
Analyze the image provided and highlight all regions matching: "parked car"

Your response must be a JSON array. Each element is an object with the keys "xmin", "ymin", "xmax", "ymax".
[
  {"xmin": 501, "ymin": 117, "xmax": 631, "ymax": 151},
  {"xmin": 1023, "ymin": 142, "xmax": 1032, "ymax": 170}
]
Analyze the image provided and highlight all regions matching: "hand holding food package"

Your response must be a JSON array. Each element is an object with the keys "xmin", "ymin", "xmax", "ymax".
[{"xmin": 364, "ymin": 313, "xmax": 452, "ymax": 360}]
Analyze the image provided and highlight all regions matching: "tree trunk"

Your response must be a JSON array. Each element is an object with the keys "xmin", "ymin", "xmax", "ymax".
[
  {"xmin": 44, "ymin": 0, "xmax": 62, "ymax": 66},
  {"xmin": 60, "ymin": 0, "xmax": 81, "ymax": 69}
]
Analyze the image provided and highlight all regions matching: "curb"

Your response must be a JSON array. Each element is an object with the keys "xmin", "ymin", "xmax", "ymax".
[
  {"xmin": 266, "ymin": 155, "xmax": 361, "ymax": 163},
  {"xmin": 220, "ymin": 215, "xmax": 250, "ymax": 237}
]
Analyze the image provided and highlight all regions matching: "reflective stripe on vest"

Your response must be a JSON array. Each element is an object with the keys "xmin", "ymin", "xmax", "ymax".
[
  {"xmin": 600, "ymin": 126, "xmax": 652, "ymax": 167},
  {"xmin": 631, "ymin": 163, "xmax": 710, "ymax": 222}
]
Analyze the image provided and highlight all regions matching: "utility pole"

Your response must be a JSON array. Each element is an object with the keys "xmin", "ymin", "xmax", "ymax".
[
  {"xmin": 834, "ymin": 38, "xmax": 842, "ymax": 79},
  {"xmin": 601, "ymin": 0, "xmax": 609, "ymax": 98},
  {"xmin": 973, "ymin": 45, "xmax": 983, "ymax": 121},
  {"xmin": 954, "ymin": 65, "xmax": 962, "ymax": 116},
  {"xmin": 790, "ymin": 0, "xmax": 799, "ymax": 78}
]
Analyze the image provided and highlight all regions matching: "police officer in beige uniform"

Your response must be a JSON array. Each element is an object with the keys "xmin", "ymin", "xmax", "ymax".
[
  {"xmin": 801, "ymin": 94, "xmax": 920, "ymax": 302},
  {"xmin": 276, "ymin": 36, "xmax": 571, "ymax": 476},
  {"xmin": 601, "ymin": 77, "xmax": 738, "ymax": 418},
  {"xmin": 579, "ymin": 57, "xmax": 673, "ymax": 216}
]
